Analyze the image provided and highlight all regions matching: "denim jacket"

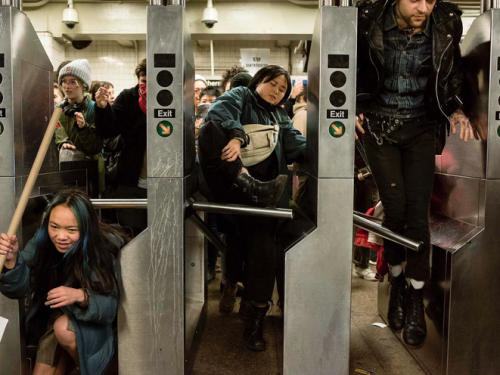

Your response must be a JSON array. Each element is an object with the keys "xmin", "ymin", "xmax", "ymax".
[{"xmin": 357, "ymin": 0, "xmax": 464, "ymax": 127}]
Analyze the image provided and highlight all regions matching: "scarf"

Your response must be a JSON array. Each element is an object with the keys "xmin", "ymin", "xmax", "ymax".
[{"xmin": 138, "ymin": 83, "xmax": 147, "ymax": 114}]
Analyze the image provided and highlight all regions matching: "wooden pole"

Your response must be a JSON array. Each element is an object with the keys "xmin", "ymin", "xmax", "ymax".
[{"xmin": 0, "ymin": 107, "xmax": 62, "ymax": 270}]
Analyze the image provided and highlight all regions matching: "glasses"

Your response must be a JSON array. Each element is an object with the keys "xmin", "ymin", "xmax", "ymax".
[{"xmin": 60, "ymin": 79, "xmax": 79, "ymax": 89}]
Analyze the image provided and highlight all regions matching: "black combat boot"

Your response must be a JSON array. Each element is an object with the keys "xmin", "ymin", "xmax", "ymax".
[
  {"xmin": 402, "ymin": 285, "xmax": 427, "ymax": 348},
  {"xmin": 387, "ymin": 273, "xmax": 407, "ymax": 331},
  {"xmin": 235, "ymin": 173, "xmax": 288, "ymax": 207},
  {"xmin": 243, "ymin": 304, "xmax": 269, "ymax": 351}
]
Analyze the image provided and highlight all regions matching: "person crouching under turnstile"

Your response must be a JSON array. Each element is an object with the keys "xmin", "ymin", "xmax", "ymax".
[
  {"xmin": 355, "ymin": 0, "xmax": 475, "ymax": 348},
  {"xmin": 0, "ymin": 188, "xmax": 127, "ymax": 375},
  {"xmin": 198, "ymin": 65, "xmax": 306, "ymax": 351}
]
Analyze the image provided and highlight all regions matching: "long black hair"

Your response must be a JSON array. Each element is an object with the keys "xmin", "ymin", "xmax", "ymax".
[
  {"xmin": 248, "ymin": 65, "xmax": 292, "ymax": 105},
  {"xmin": 31, "ymin": 188, "xmax": 127, "ymax": 302}
]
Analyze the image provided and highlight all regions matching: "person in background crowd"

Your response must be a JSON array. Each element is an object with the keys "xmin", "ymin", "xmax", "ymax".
[
  {"xmin": 284, "ymin": 78, "xmax": 304, "ymax": 119},
  {"xmin": 0, "ymin": 188, "xmax": 126, "ymax": 375},
  {"xmin": 230, "ymin": 72, "xmax": 253, "ymax": 90},
  {"xmin": 94, "ymin": 59, "xmax": 148, "ymax": 237},
  {"xmin": 291, "ymin": 90, "xmax": 307, "ymax": 136},
  {"xmin": 220, "ymin": 65, "xmax": 249, "ymax": 92},
  {"xmin": 195, "ymin": 74, "xmax": 208, "ymax": 108},
  {"xmin": 56, "ymin": 59, "xmax": 105, "ymax": 195},
  {"xmin": 199, "ymin": 87, "xmax": 221, "ymax": 105},
  {"xmin": 90, "ymin": 81, "xmax": 116, "ymax": 106},
  {"xmin": 356, "ymin": 0, "xmax": 474, "ymax": 348},
  {"xmin": 54, "ymin": 83, "xmax": 64, "ymax": 106},
  {"xmin": 198, "ymin": 65, "xmax": 306, "ymax": 352}
]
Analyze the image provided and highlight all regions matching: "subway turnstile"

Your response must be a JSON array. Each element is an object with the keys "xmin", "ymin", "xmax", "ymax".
[
  {"xmin": 377, "ymin": 7, "xmax": 500, "ymax": 374},
  {"xmin": 117, "ymin": 3, "xmax": 204, "ymax": 374},
  {"xmin": 283, "ymin": 5, "xmax": 357, "ymax": 375},
  {"xmin": 0, "ymin": 5, "xmax": 99, "ymax": 374}
]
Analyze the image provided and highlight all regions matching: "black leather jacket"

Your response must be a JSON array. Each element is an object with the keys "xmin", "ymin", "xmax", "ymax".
[{"xmin": 356, "ymin": 0, "xmax": 464, "ymax": 128}]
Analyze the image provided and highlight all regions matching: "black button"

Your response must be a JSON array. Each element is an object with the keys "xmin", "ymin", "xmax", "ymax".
[
  {"xmin": 329, "ymin": 91, "xmax": 346, "ymax": 107},
  {"xmin": 0, "ymin": 92, "xmax": 3, "ymax": 105},
  {"xmin": 157, "ymin": 71, "xmax": 173, "ymax": 88},
  {"xmin": 157, "ymin": 90, "xmax": 173, "ymax": 106},
  {"xmin": 330, "ymin": 71, "xmax": 347, "ymax": 88},
  {"xmin": 0, "ymin": 74, "xmax": 3, "ymax": 85}
]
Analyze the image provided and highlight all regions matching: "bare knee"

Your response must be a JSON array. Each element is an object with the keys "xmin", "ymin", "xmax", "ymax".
[{"xmin": 53, "ymin": 315, "xmax": 76, "ymax": 349}]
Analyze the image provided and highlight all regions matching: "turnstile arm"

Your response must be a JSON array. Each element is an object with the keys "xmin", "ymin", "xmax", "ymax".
[{"xmin": 353, "ymin": 213, "xmax": 422, "ymax": 252}]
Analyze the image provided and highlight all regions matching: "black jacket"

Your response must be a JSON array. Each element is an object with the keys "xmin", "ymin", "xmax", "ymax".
[
  {"xmin": 356, "ymin": 0, "xmax": 464, "ymax": 127},
  {"xmin": 95, "ymin": 85, "xmax": 147, "ymax": 187}
]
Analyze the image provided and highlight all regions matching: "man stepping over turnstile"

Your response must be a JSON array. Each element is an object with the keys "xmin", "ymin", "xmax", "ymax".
[{"xmin": 355, "ymin": 0, "xmax": 475, "ymax": 348}]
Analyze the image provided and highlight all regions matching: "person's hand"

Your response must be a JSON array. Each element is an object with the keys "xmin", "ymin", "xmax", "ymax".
[
  {"xmin": 450, "ymin": 110, "xmax": 475, "ymax": 142},
  {"xmin": 291, "ymin": 79, "xmax": 304, "ymax": 99},
  {"xmin": 221, "ymin": 139, "xmax": 241, "ymax": 162},
  {"xmin": 0, "ymin": 233, "xmax": 19, "ymax": 269},
  {"xmin": 74, "ymin": 112, "xmax": 85, "ymax": 128},
  {"xmin": 355, "ymin": 114, "xmax": 365, "ymax": 140},
  {"xmin": 46, "ymin": 286, "xmax": 86, "ymax": 308},
  {"xmin": 60, "ymin": 143, "xmax": 76, "ymax": 153},
  {"xmin": 95, "ymin": 85, "xmax": 110, "ymax": 109}
]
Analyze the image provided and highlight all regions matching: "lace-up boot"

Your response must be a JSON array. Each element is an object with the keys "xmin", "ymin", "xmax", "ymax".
[
  {"xmin": 403, "ymin": 285, "xmax": 427, "ymax": 348},
  {"xmin": 235, "ymin": 173, "xmax": 288, "ymax": 207},
  {"xmin": 219, "ymin": 281, "xmax": 238, "ymax": 315},
  {"xmin": 388, "ymin": 273, "xmax": 407, "ymax": 331},
  {"xmin": 243, "ymin": 304, "xmax": 269, "ymax": 351}
]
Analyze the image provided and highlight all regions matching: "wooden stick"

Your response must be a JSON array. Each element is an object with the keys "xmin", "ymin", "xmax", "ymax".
[{"xmin": 0, "ymin": 107, "xmax": 62, "ymax": 270}]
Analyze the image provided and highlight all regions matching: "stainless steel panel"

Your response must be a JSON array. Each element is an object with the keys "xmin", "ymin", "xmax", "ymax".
[
  {"xmin": 0, "ymin": 176, "xmax": 23, "ymax": 375},
  {"xmin": 284, "ymin": 178, "xmax": 353, "ymax": 375},
  {"xmin": 147, "ymin": 5, "xmax": 194, "ymax": 179},
  {"xmin": 487, "ymin": 10, "xmax": 500, "ymax": 179},
  {"xmin": 305, "ymin": 7, "xmax": 357, "ymax": 179},
  {"xmin": 431, "ymin": 174, "xmax": 482, "ymax": 226},
  {"xmin": 118, "ymin": 178, "xmax": 184, "ymax": 374},
  {"xmin": 446, "ymin": 180, "xmax": 500, "ymax": 374}
]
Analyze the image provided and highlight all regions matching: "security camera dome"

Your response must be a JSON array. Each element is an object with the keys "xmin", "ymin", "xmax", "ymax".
[
  {"xmin": 202, "ymin": 1, "xmax": 218, "ymax": 28},
  {"xmin": 62, "ymin": 7, "xmax": 79, "ymax": 28}
]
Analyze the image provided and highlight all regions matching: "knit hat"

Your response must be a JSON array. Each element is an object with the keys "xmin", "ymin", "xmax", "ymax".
[
  {"xmin": 195, "ymin": 74, "xmax": 207, "ymax": 85},
  {"xmin": 230, "ymin": 72, "xmax": 253, "ymax": 89},
  {"xmin": 58, "ymin": 59, "xmax": 92, "ymax": 90}
]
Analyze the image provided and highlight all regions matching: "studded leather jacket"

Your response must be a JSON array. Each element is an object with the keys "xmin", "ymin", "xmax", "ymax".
[{"xmin": 356, "ymin": 0, "xmax": 464, "ymax": 129}]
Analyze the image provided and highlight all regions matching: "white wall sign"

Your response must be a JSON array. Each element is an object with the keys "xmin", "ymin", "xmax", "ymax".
[
  {"xmin": 0, "ymin": 316, "xmax": 8, "ymax": 343},
  {"xmin": 240, "ymin": 48, "xmax": 270, "ymax": 75}
]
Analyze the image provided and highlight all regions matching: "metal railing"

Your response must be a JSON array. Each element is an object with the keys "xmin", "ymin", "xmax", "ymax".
[
  {"xmin": 353, "ymin": 213, "xmax": 422, "ymax": 252},
  {"xmin": 190, "ymin": 201, "xmax": 294, "ymax": 220}
]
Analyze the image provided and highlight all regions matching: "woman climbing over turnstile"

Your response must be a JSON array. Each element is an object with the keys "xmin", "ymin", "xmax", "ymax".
[
  {"xmin": 198, "ymin": 65, "xmax": 306, "ymax": 352},
  {"xmin": 0, "ymin": 188, "xmax": 126, "ymax": 375}
]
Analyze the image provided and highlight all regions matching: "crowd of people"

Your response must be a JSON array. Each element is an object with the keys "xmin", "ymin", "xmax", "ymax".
[{"xmin": 0, "ymin": 0, "xmax": 479, "ymax": 370}]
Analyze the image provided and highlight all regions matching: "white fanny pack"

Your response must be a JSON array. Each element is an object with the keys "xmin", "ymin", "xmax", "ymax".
[{"xmin": 240, "ymin": 113, "xmax": 280, "ymax": 167}]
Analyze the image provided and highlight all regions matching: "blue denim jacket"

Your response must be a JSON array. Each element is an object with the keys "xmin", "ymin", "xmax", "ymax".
[{"xmin": 368, "ymin": 6, "xmax": 432, "ymax": 119}]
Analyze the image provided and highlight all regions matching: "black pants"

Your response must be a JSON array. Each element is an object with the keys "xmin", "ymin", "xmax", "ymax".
[
  {"xmin": 363, "ymin": 118, "xmax": 436, "ymax": 281},
  {"xmin": 199, "ymin": 121, "xmax": 280, "ymax": 302}
]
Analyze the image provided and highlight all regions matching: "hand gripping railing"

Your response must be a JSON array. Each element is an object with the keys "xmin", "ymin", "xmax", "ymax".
[{"xmin": 353, "ymin": 211, "xmax": 422, "ymax": 252}]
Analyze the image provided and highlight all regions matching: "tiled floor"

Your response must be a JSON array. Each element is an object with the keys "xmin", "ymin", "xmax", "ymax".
[{"xmin": 192, "ymin": 265, "xmax": 425, "ymax": 375}]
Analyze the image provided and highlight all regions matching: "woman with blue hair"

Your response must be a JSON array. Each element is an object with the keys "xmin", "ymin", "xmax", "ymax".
[{"xmin": 0, "ymin": 188, "xmax": 126, "ymax": 375}]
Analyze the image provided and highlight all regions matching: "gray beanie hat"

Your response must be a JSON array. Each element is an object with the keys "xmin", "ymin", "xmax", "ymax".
[{"xmin": 58, "ymin": 59, "xmax": 92, "ymax": 90}]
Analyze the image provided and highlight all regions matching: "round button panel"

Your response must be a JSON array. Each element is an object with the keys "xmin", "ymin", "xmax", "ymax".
[
  {"xmin": 157, "ymin": 90, "xmax": 173, "ymax": 107},
  {"xmin": 0, "ymin": 73, "xmax": 3, "ymax": 85},
  {"xmin": 0, "ymin": 92, "xmax": 3, "ymax": 105},
  {"xmin": 157, "ymin": 70, "xmax": 173, "ymax": 88},
  {"xmin": 330, "ymin": 71, "xmax": 347, "ymax": 88},
  {"xmin": 329, "ymin": 90, "xmax": 346, "ymax": 107}
]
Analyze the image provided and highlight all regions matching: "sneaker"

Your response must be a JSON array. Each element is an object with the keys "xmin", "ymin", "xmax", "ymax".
[
  {"xmin": 353, "ymin": 265, "xmax": 377, "ymax": 281},
  {"xmin": 369, "ymin": 260, "xmax": 377, "ymax": 266}
]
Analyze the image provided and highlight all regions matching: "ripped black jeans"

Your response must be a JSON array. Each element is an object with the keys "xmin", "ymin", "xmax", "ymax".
[{"xmin": 363, "ymin": 116, "xmax": 436, "ymax": 281}]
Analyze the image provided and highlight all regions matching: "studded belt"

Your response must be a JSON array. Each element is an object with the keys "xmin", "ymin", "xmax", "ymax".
[{"xmin": 364, "ymin": 113, "xmax": 424, "ymax": 145}]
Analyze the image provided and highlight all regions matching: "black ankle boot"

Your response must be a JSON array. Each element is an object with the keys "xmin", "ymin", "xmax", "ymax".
[
  {"xmin": 387, "ymin": 273, "xmax": 407, "ymax": 331},
  {"xmin": 403, "ymin": 285, "xmax": 427, "ymax": 348},
  {"xmin": 243, "ymin": 305, "xmax": 268, "ymax": 351},
  {"xmin": 235, "ymin": 173, "xmax": 288, "ymax": 207}
]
